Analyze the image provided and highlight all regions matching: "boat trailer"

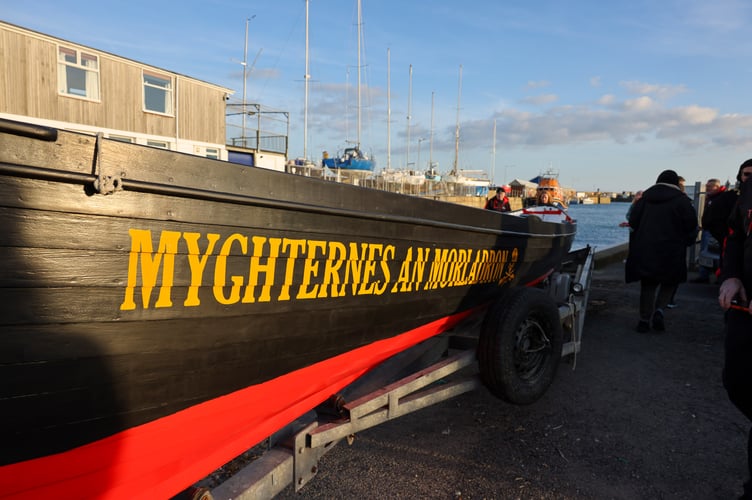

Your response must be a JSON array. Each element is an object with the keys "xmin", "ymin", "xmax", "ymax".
[{"xmin": 186, "ymin": 246, "xmax": 595, "ymax": 500}]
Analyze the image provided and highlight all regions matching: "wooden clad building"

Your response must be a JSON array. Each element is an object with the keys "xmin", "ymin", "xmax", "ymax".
[{"xmin": 0, "ymin": 21, "xmax": 233, "ymax": 159}]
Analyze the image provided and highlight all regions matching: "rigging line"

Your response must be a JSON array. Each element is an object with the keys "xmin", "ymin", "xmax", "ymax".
[
  {"xmin": 359, "ymin": 1, "xmax": 374, "ymax": 150},
  {"xmin": 254, "ymin": 6, "xmax": 305, "ymax": 101}
]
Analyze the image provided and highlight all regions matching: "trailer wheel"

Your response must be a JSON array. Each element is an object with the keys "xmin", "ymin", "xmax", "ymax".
[{"xmin": 478, "ymin": 287, "xmax": 562, "ymax": 405}]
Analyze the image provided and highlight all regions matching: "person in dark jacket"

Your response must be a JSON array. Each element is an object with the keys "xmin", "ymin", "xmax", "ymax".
[
  {"xmin": 718, "ymin": 159, "xmax": 752, "ymax": 499},
  {"xmin": 485, "ymin": 186, "xmax": 511, "ymax": 212},
  {"xmin": 625, "ymin": 170, "xmax": 698, "ymax": 332},
  {"xmin": 700, "ymin": 180, "xmax": 740, "ymax": 280}
]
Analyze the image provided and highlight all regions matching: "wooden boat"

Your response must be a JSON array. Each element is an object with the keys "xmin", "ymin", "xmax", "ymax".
[{"xmin": 0, "ymin": 118, "xmax": 576, "ymax": 499}]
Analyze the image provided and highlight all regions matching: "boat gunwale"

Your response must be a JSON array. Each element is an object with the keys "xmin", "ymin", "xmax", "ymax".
[{"xmin": 0, "ymin": 161, "xmax": 575, "ymax": 240}]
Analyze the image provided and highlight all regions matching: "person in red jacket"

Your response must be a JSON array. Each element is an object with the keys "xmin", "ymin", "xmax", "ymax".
[{"xmin": 485, "ymin": 186, "xmax": 511, "ymax": 212}]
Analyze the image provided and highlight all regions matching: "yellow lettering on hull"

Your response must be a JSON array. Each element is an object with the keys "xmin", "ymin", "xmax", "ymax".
[{"xmin": 120, "ymin": 229, "xmax": 523, "ymax": 311}]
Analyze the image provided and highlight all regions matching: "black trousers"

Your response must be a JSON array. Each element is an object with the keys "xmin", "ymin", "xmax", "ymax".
[
  {"xmin": 723, "ymin": 308, "xmax": 752, "ymax": 495},
  {"xmin": 639, "ymin": 279, "xmax": 677, "ymax": 321}
]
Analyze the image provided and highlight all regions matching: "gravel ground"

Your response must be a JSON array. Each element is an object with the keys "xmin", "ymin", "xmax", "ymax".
[{"xmin": 271, "ymin": 260, "xmax": 749, "ymax": 500}]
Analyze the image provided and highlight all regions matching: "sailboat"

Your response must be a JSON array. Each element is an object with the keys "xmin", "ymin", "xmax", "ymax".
[
  {"xmin": 288, "ymin": 0, "xmax": 326, "ymax": 178},
  {"xmin": 443, "ymin": 65, "xmax": 490, "ymax": 195},
  {"xmin": 425, "ymin": 90, "xmax": 441, "ymax": 182},
  {"xmin": 322, "ymin": 0, "xmax": 375, "ymax": 172}
]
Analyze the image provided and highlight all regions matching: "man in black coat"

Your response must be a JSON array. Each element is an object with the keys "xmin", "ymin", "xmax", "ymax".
[
  {"xmin": 718, "ymin": 159, "xmax": 752, "ymax": 499},
  {"xmin": 625, "ymin": 169, "xmax": 698, "ymax": 332}
]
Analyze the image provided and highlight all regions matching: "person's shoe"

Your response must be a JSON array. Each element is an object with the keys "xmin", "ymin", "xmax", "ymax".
[
  {"xmin": 666, "ymin": 302, "xmax": 678, "ymax": 309},
  {"xmin": 636, "ymin": 320, "xmax": 650, "ymax": 333},
  {"xmin": 691, "ymin": 276, "xmax": 709, "ymax": 284},
  {"xmin": 652, "ymin": 309, "xmax": 665, "ymax": 331}
]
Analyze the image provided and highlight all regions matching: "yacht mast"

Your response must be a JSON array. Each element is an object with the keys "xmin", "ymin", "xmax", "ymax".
[
  {"xmin": 242, "ymin": 18, "xmax": 249, "ymax": 143},
  {"xmin": 429, "ymin": 90, "xmax": 435, "ymax": 171},
  {"xmin": 356, "ymin": 0, "xmax": 362, "ymax": 149},
  {"xmin": 406, "ymin": 64, "xmax": 412, "ymax": 168},
  {"xmin": 387, "ymin": 48, "xmax": 391, "ymax": 169},
  {"xmin": 453, "ymin": 65, "xmax": 462, "ymax": 175},
  {"xmin": 492, "ymin": 119, "xmax": 497, "ymax": 184},
  {"xmin": 303, "ymin": 0, "xmax": 310, "ymax": 160}
]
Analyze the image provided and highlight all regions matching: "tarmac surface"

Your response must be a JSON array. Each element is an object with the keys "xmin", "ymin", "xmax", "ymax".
[{"xmin": 274, "ymin": 250, "xmax": 749, "ymax": 500}]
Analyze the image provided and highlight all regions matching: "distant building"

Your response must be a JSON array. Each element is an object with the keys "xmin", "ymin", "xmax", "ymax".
[
  {"xmin": 0, "ymin": 21, "xmax": 287, "ymax": 170},
  {"xmin": 509, "ymin": 178, "xmax": 538, "ymax": 198}
]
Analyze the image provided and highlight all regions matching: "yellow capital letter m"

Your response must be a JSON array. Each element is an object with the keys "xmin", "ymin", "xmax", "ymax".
[{"xmin": 120, "ymin": 229, "xmax": 181, "ymax": 310}]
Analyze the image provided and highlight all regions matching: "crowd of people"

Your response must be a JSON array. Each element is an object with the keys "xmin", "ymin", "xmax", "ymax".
[
  {"xmin": 483, "ymin": 165, "xmax": 752, "ymax": 495},
  {"xmin": 483, "ymin": 166, "xmax": 752, "ymax": 494},
  {"xmin": 624, "ymin": 161, "xmax": 752, "ymax": 498}
]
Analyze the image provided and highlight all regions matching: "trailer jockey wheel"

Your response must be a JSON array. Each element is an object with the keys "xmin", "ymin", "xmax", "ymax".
[{"xmin": 478, "ymin": 287, "xmax": 563, "ymax": 405}]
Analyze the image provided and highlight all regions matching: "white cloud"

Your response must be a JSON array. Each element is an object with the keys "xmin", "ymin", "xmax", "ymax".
[
  {"xmin": 620, "ymin": 80, "xmax": 688, "ymax": 100},
  {"xmin": 521, "ymin": 94, "xmax": 558, "ymax": 106},
  {"xmin": 623, "ymin": 96, "xmax": 656, "ymax": 111},
  {"xmin": 680, "ymin": 105, "xmax": 718, "ymax": 125},
  {"xmin": 526, "ymin": 80, "xmax": 551, "ymax": 89},
  {"xmin": 471, "ymin": 96, "xmax": 752, "ymax": 152}
]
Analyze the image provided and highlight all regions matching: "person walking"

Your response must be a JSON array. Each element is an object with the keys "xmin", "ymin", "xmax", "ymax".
[
  {"xmin": 694, "ymin": 178, "xmax": 726, "ymax": 283},
  {"xmin": 701, "ymin": 178, "xmax": 740, "ymax": 282},
  {"xmin": 718, "ymin": 159, "xmax": 752, "ymax": 499},
  {"xmin": 665, "ymin": 176, "xmax": 692, "ymax": 307},
  {"xmin": 625, "ymin": 170, "xmax": 698, "ymax": 332},
  {"xmin": 485, "ymin": 186, "xmax": 511, "ymax": 212}
]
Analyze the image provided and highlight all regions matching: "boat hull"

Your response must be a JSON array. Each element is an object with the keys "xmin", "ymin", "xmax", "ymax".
[
  {"xmin": 322, "ymin": 156, "xmax": 375, "ymax": 171},
  {"xmin": 0, "ymin": 120, "xmax": 575, "ymax": 499}
]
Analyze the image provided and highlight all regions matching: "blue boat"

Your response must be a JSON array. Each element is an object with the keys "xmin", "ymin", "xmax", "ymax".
[{"xmin": 322, "ymin": 146, "xmax": 375, "ymax": 171}]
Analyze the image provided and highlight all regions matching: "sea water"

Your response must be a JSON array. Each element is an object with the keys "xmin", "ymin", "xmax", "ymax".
[{"xmin": 567, "ymin": 202, "xmax": 631, "ymax": 251}]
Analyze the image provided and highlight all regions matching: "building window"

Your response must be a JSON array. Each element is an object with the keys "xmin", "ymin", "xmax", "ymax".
[
  {"xmin": 143, "ymin": 70, "xmax": 174, "ymax": 115},
  {"xmin": 147, "ymin": 140, "xmax": 169, "ymax": 149},
  {"xmin": 108, "ymin": 135, "xmax": 134, "ymax": 143},
  {"xmin": 58, "ymin": 46, "xmax": 100, "ymax": 100},
  {"xmin": 205, "ymin": 148, "xmax": 219, "ymax": 159}
]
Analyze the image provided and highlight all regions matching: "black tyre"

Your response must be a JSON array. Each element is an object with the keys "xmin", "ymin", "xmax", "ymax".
[{"xmin": 478, "ymin": 287, "xmax": 563, "ymax": 405}]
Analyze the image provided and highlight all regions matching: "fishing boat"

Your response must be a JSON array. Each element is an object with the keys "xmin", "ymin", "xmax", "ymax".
[
  {"xmin": 321, "ymin": 0, "xmax": 375, "ymax": 173},
  {"xmin": 0, "ymin": 118, "xmax": 577, "ymax": 499}
]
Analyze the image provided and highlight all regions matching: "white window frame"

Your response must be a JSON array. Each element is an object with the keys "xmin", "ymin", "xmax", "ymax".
[
  {"xmin": 108, "ymin": 135, "xmax": 134, "ymax": 143},
  {"xmin": 147, "ymin": 140, "xmax": 170, "ymax": 149},
  {"xmin": 57, "ymin": 46, "xmax": 100, "ymax": 101},
  {"xmin": 143, "ymin": 70, "xmax": 174, "ymax": 115}
]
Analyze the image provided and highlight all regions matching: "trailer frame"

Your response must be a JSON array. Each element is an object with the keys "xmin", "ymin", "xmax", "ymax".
[{"xmin": 196, "ymin": 246, "xmax": 595, "ymax": 500}]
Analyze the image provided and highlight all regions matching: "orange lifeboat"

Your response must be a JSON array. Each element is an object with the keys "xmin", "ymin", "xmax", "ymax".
[{"xmin": 535, "ymin": 171, "xmax": 568, "ymax": 208}]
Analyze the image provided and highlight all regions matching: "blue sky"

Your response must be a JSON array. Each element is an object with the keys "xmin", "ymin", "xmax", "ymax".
[{"xmin": 4, "ymin": 0, "xmax": 752, "ymax": 192}]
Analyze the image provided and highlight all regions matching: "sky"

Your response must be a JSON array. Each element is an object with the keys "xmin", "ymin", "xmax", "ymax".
[{"xmin": 4, "ymin": 0, "xmax": 752, "ymax": 192}]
